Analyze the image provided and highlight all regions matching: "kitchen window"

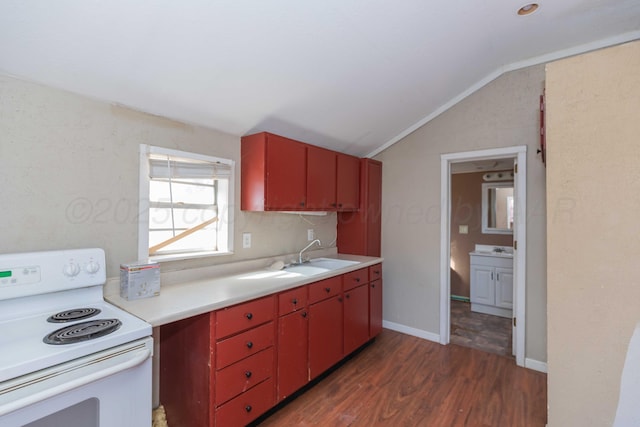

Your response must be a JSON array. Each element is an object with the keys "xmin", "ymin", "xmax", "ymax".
[{"xmin": 138, "ymin": 145, "xmax": 234, "ymax": 261}]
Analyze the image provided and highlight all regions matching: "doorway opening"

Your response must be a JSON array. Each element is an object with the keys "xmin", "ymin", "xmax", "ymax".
[{"xmin": 440, "ymin": 146, "xmax": 527, "ymax": 366}]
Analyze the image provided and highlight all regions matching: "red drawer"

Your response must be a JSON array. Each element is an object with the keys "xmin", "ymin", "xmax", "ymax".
[
  {"xmin": 278, "ymin": 286, "xmax": 307, "ymax": 315},
  {"xmin": 308, "ymin": 276, "xmax": 342, "ymax": 304},
  {"xmin": 216, "ymin": 322, "xmax": 274, "ymax": 369},
  {"xmin": 216, "ymin": 295, "xmax": 275, "ymax": 339},
  {"xmin": 215, "ymin": 378, "xmax": 275, "ymax": 427},
  {"xmin": 343, "ymin": 267, "xmax": 368, "ymax": 291},
  {"xmin": 369, "ymin": 263, "xmax": 382, "ymax": 282},
  {"xmin": 215, "ymin": 348, "xmax": 274, "ymax": 406}
]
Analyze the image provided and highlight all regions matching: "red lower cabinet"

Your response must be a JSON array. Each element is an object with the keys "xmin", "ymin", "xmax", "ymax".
[
  {"xmin": 160, "ymin": 265, "xmax": 383, "ymax": 426},
  {"xmin": 369, "ymin": 278, "xmax": 383, "ymax": 337},
  {"xmin": 344, "ymin": 283, "xmax": 370, "ymax": 354},
  {"xmin": 277, "ymin": 309, "xmax": 309, "ymax": 401},
  {"xmin": 308, "ymin": 295, "xmax": 344, "ymax": 379}
]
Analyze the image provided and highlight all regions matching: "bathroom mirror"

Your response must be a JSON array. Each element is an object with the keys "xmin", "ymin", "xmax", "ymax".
[{"xmin": 482, "ymin": 182, "xmax": 514, "ymax": 234}]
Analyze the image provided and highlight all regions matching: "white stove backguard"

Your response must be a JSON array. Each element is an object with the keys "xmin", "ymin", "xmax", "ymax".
[{"xmin": 0, "ymin": 248, "xmax": 106, "ymax": 302}]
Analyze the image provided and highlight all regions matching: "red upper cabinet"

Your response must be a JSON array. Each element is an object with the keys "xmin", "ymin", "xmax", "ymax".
[
  {"xmin": 337, "ymin": 158, "xmax": 382, "ymax": 256},
  {"xmin": 241, "ymin": 132, "xmax": 307, "ymax": 211},
  {"xmin": 242, "ymin": 132, "xmax": 361, "ymax": 212},
  {"xmin": 306, "ymin": 146, "xmax": 337, "ymax": 210},
  {"xmin": 336, "ymin": 153, "xmax": 360, "ymax": 211}
]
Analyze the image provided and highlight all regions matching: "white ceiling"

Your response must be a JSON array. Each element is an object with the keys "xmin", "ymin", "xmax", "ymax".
[{"xmin": 1, "ymin": 1, "xmax": 639, "ymax": 157}]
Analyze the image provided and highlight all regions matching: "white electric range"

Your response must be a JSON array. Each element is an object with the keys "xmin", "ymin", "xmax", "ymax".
[{"xmin": 0, "ymin": 248, "xmax": 153, "ymax": 427}]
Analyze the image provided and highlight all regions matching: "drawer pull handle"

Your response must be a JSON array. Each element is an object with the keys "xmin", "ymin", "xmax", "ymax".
[
  {"xmin": 301, "ymin": 311, "xmax": 307, "ymax": 318},
  {"xmin": 245, "ymin": 371, "xmax": 252, "ymax": 378},
  {"xmin": 355, "ymin": 277, "xmax": 360, "ymax": 282},
  {"xmin": 325, "ymin": 287, "xmax": 331, "ymax": 293},
  {"xmin": 245, "ymin": 405, "xmax": 252, "ymax": 413},
  {"xmin": 246, "ymin": 313, "xmax": 253, "ymax": 320},
  {"xmin": 292, "ymin": 298, "xmax": 298, "ymax": 305},
  {"xmin": 246, "ymin": 341, "xmax": 253, "ymax": 349},
  {"xmin": 374, "ymin": 270, "xmax": 380, "ymax": 274},
  {"xmin": 371, "ymin": 284, "xmax": 376, "ymax": 288},
  {"xmin": 346, "ymin": 293, "xmax": 350, "ymax": 299}
]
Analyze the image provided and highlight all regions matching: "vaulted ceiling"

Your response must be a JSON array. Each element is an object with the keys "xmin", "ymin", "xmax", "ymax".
[{"xmin": 1, "ymin": 1, "xmax": 639, "ymax": 157}]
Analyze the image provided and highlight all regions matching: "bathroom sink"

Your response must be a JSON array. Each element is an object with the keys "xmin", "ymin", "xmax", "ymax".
[{"xmin": 284, "ymin": 258, "xmax": 360, "ymax": 277}]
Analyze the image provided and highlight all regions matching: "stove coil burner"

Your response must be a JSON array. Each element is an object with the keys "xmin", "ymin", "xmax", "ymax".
[
  {"xmin": 43, "ymin": 319, "xmax": 122, "ymax": 345},
  {"xmin": 47, "ymin": 308, "xmax": 101, "ymax": 323}
]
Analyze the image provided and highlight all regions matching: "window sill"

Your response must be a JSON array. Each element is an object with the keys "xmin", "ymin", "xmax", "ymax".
[{"xmin": 149, "ymin": 250, "xmax": 234, "ymax": 263}]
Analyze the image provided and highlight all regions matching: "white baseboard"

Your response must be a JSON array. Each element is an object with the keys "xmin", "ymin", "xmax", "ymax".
[
  {"xmin": 525, "ymin": 358, "xmax": 548, "ymax": 373},
  {"xmin": 382, "ymin": 320, "xmax": 440, "ymax": 343},
  {"xmin": 383, "ymin": 320, "xmax": 548, "ymax": 374}
]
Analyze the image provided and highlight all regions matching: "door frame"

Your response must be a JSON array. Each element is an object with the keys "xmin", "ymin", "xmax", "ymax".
[{"xmin": 439, "ymin": 146, "xmax": 527, "ymax": 367}]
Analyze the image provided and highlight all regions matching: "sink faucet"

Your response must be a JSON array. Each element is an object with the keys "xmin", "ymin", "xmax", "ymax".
[{"xmin": 298, "ymin": 239, "xmax": 322, "ymax": 264}]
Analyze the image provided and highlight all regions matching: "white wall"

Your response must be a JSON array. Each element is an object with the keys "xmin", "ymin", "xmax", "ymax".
[
  {"xmin": 375, "ymin": 64, "xmax": 548, "ymax": 362},
  {"xmin": 546, "ymin": 40, "xmax": 640, "ymax": 426},
  {"xmin": 0, "ymin": 75, "xmax": 337, "ymax": 277}
]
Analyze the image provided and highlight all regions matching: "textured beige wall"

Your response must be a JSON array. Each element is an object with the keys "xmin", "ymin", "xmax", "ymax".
[
  {"xmin": 0, "ymin": 75, "xmax": 337, "ymax": 277},
  {"xmin": 546, "ymin": 41, "xmax": 640, "ymax": 426},
  {"xmin": 376, "ymin": 64, "xmax": 548, "ymax": 362}
]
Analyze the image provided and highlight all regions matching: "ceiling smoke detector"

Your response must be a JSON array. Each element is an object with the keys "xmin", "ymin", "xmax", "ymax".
[{"xmin": 518, "ymin": 3, "xmax": 539, "ymax": 16}]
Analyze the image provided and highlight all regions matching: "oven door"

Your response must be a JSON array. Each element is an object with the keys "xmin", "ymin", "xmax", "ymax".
[{"xmin": 0, "ymin": 337, "xmax": 152, "ymax": 427}]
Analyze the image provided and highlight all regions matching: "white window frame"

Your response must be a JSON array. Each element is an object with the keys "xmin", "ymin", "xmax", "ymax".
[{"xmin": 138, "ymin": 144, "xmax": 235, "ymax": 262}]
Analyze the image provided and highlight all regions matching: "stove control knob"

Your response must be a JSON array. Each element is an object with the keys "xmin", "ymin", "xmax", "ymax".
[
  {"xmin": 63, "ymin": 262, "xmax": 81, "ymax": 277},
  {"xmin": 85, "ymin": 261, "xmax": 101, "ymax": 275}
]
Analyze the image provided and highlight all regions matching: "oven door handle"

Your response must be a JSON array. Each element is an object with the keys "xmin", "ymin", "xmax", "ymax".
[{"xmin": 0, "ymin": 345, "xmax": 151, "ymax": 417}]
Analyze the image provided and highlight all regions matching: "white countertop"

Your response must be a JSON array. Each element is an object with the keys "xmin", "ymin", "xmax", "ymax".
[
  {"xmin": 469, "ymin": 244, "xmax": 513, "ymax": 258},
  {"xmin": 104, "ymin": 253, "xmax": 382, "ymax": 327}
]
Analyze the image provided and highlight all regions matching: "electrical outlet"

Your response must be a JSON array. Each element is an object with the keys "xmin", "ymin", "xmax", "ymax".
[
  {"xmin": 459, "ymin": 225, "xmax": 469, "ymax": 234},
  {"xmin": 307, "ymin": 229, "xmax": 315, "ymax": 241},
  {"xmin": 242, "ymin": 232, "xmax": 251, "ymax": 249}
]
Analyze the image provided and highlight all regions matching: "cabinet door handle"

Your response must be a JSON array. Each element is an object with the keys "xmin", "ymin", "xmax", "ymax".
[
  {"xmin": 346, "ymin": 293, "xmax": 350, "ymax": 299},
  {"xmin": 300, "ymin": 202, "xmax": 305, "ymax": 206},
  {"xmin": 246, "ymin": 341, "xmax": 253, "ymax": 349},
  {"xmin": 491, "ymin": 272, "xmax": 494, "ymax": 280},
  {"xmin": 292, "ymin": 298, "xmax": 298, "ymax": 305},
  {"xmin": 338, "ymin": 297, "xmax": 343, "ymax": 302},
  {"xmin": 245, "ymin": 405, "xmax": 252, "ymax": 413},
  {"xmin": 246, "ymin": 313, "xmax": 253, "ymax": 320},
  {"xmin": 371, "ymin": 284, "xmax": 376, "ymax": 288},
  {"xmin": 497, "ymin": 273, "xmax": 499, "ymax": 281},
  {"xmin": 301, "ymin": 311, "xmax": 308, "ymax": 318},
  {"xmin": 245, "ymin": 371, "xmax": 252, "ymax": 378},
  {"xmin": 325, "ymin": 287, "xmax": 331, "ymax": 293}
]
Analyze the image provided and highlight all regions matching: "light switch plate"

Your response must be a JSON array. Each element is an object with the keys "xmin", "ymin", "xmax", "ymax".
[
  {"xmin": 307, "ymin": 229, "xmax": 315, "ymax": 241},
  {"xmin": 459, "ymin": 225, "xmax": 469, "ymax": 234},
  {"xmin": 242, "ymin": 232, "xmax": 252, "ymax": 248}
]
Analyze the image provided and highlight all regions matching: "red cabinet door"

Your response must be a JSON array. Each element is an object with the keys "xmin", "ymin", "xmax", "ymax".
[
  {"xmin": 265, "ymin": 134, "xmax": 307, "ymax": 210},
  {"xmin": 344, "ymin": 283, "xmax": 370, "ymax": 354},
  {"xmin": 308, "ymin": 296, "xmax": 343, "ymax": 379},
  {"xmin": 366, "ymin": 160, "xmax": 382, "ymax": 256},
  {"xmin": 337, "ymin": 158, "xmax": 382, "ymax": 256},
  {"xmin": 307, "ymin": 145, "xmax": 336, "ymax": 210},
  {"xmin": 277, "ymin": 309, "xmax": 309, "ymax": 401},
  {"xmin": 336, "ymin": 153, "xmax": 360, "ymax": 211},
  {"xmin": 369, "ymin": 279, "xmax": 383, "ymax": 338}
]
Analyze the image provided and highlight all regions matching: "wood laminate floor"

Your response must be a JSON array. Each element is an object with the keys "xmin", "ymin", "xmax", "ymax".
[
  {"xmin": 255, "ymin": 329, "xmax": 547, "ymax": 427},
  {"xmin": 450, "ymin": 300, "xmax": 512, "ymax": 357}
]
